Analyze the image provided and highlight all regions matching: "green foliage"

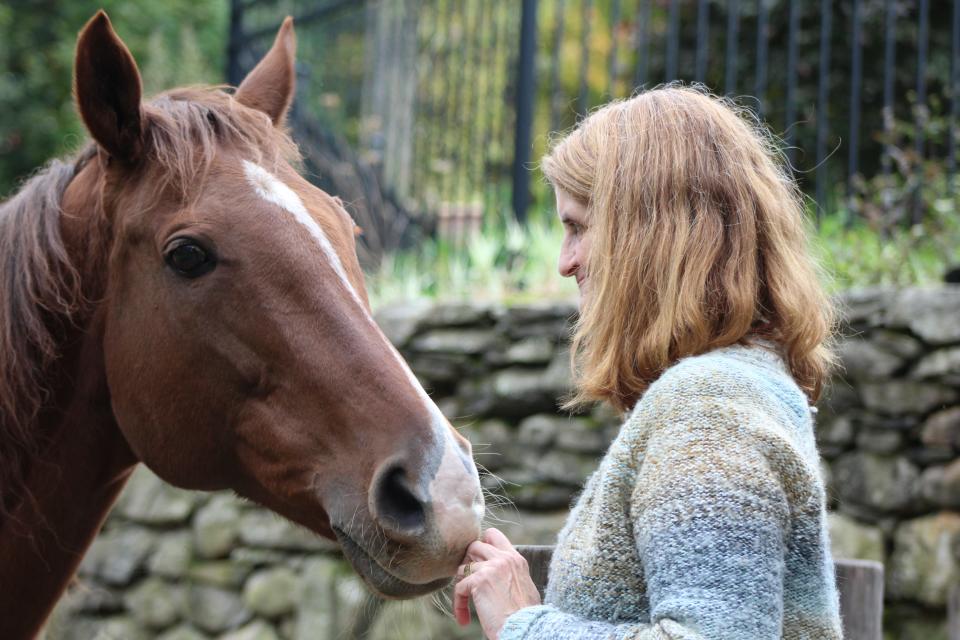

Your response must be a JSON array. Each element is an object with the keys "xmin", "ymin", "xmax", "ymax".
[
  {"xmin": 0, "ymin": 1, "xmax": 227, "ymax": 197},
  {"xmin": 814, "ymin": 195, "xmax": 960, "ymax": 291},
  {"xmin": 816, "ymin": 103, "xmax": 960, "ymax": 289},
  {"xmin": 367, "ymin": 205, "xmax": 577, "ymax": 309},
  {"xmin": 141, "ymin": 24, "xmax": 216, "ymax": 95},
  {"xmin": 814, "ymin": 206, "xmax": 960, "ymax": 291},
  {"xmin": 368, "ymin": 194, "xmax": 960, "ymax": 308}
]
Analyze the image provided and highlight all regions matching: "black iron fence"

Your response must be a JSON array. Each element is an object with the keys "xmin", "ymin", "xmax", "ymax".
[{"xmin": 228, "ymin": 0, "xmax": 960, "ymax": 240}]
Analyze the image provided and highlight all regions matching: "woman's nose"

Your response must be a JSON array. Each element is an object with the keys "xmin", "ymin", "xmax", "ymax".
[{"xmin": 559, "ymin": 250, "xmax": 579, "ymax": 278}]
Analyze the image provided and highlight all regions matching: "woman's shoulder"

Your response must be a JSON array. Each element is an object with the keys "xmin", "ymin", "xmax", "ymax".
[
  {"xmin": 627, "ymin": 341, "xmax": 813, "ymax": 437},
  {"xmin": 652, "ymin": 341, "xmax": 801, "ymax": 400}
]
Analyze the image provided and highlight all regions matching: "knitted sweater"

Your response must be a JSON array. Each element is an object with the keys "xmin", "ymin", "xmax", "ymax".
[{"xmin": 500, "ymin": 344, "xmax": 843, "ymax": 640}]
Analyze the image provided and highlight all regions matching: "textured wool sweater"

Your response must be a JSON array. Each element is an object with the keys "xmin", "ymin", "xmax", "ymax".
[{"xmin": 500, "ymin": 344, "xmax": 843, "ymax": 639}]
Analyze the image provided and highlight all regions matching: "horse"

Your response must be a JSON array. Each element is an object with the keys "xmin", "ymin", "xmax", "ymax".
[{"xmin": 0, "ymin": 12, "xmax": 483, "ymax": 638}]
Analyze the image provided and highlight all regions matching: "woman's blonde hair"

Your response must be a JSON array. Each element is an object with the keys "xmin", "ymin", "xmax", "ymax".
[{"xmin": 542, "ymin": 86, "xmax": 836, "ymax": 413}]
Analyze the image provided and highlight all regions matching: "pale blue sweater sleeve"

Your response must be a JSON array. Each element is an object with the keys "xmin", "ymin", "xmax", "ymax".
[
  {"xmin": 500, "ymin": 393, "xmax": 792, "ymax": 640},
  {"xmin": 500, "ymin": 604, "xmax": 656, "ymax": 639}
]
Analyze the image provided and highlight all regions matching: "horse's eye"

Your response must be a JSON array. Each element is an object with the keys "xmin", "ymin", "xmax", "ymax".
[{"xmin": 165, "ymin": 240, "xmax": 216, "ymax": 278}]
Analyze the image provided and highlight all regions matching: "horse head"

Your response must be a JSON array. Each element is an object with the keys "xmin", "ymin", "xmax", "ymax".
[{"xmin": 71, "ymin": 12, "xmax": 483, "ymax": 598}]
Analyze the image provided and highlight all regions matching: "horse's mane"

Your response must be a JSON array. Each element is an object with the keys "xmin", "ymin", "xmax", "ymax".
[
  {"xmin": 0, "ymin": 85, "xmax": 299, "ymax": 513},
  {"xmin": 0, "ymin": 152, "xmax": 88, "ymax": 515},
  {"xmin": 142, "ymin": 86, "xmax": 300, "ymax": 199}
]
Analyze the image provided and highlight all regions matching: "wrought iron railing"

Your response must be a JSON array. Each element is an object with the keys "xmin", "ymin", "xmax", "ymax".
[{"xmin": 228, "ymin": 0, "xmax": 960, "ymax": 238}]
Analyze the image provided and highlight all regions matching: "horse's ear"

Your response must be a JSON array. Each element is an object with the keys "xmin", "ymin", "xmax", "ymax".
[
  {"xmin": 235, "ymin": 17, "xmax": 296, "ymax": 126},
  {"xmin": 73, "ymin": 11, "xmax": 144, "ymax": 164}
]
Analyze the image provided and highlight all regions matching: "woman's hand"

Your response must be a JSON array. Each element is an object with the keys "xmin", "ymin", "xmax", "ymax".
[{"xmin": 454, "ymin": 528, "xmax": 542, "ymax": 639}]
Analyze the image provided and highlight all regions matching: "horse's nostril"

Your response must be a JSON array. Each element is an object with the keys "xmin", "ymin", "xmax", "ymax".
[{"xmin": 374, "ymin": 466, "xmax": 427, "ymax": 535}]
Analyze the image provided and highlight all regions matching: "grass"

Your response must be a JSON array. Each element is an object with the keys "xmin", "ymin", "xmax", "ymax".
[{"xmin": 366, "ymin": 198, "xmax": 960, "ymax": 310}]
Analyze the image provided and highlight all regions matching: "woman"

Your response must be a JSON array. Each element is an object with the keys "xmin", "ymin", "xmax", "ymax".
[{"xmin": 453, "ymin": 87, "xmax": 843, "ymax": 639}]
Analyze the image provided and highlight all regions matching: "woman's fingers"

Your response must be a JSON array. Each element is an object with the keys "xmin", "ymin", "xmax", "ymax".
[
  {"xmin": 483, "ymin": 527, "xmax": 514, "ymax": 551},
  {"xmin": 479, "ymin": 528, "xmax": 529, "ymax": 573},
  {"xmin": 454, "ymin": 559, "xmax": 488, "ymax": 624},
  {"xmin": 465, "ymin": 539, "xmax": 499, "ymax": 561},
  {"xmin": 464, "ymin": 528, "xmax": 518, "ymax": 563},
  {"xmin": 454, "ymin": 573, "xmax": 478, "ymax": 626}
]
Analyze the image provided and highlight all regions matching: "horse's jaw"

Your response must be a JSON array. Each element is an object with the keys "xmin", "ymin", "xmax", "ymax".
[{"xmin": 331, "ymin": 525, "xmax": 453, "ymax": 599}]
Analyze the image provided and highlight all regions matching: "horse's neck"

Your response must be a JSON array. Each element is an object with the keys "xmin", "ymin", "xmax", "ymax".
[
  {"xmin": 0, "ymin": 319, "xmax": 136, "ymax": 639},
  {"xmin": 0, "ymin": 162, "xmax": 137, "ymax": 639}
]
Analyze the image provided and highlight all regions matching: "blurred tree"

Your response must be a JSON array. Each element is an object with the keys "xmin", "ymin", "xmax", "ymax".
[{"xmin": 0, "ymin": 0, "xmax": 227, "ymax": 196}]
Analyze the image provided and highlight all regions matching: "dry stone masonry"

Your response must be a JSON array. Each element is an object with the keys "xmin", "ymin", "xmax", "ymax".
[{"xmin": 41, "ymin": 286, "xmax": 960, "ymax": 640}]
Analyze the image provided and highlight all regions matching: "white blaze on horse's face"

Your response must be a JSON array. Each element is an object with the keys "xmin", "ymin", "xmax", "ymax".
[
  {"xmin": 242, "ymin": 160, "xmax": 484, "ymax": 568},
  {"xmin": 243, "ymin": 160, "xmax": 363, "ymax": 305}
]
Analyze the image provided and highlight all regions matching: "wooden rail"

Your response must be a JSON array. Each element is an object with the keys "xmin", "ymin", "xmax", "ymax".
[{"xmin": 516, "ymin": 545, "xmax": 884, "ymax": 640}]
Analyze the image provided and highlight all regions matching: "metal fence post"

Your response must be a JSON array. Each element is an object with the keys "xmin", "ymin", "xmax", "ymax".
[
  {"xmin": 695, "ymin": 0, "xmax": 710, "ymax": 84},
  {"xmin": 226, "ymin": 0, "xmax": 245, "ymax": 86},
  {"xmin": 914, "ymin": 0, "xmax": 930, "ymax": 224},
  {"xmin": 848, "ymin": 0, "xmax": 863, "ymax": 212},
  {"xmin": 882, "ymin": 0, "xmax": 896, "ymax": 184},
  {"xmin": 634, "ymin": 0, "xmax": 651, "ymax": 90},
  {"xmin": 785, "ymin": 0, "xmax": 799, "ymax": 168},
  {"xmin": 755, "ymin": 0, "xmax": 768, "ymax": 118},
  {"xmin": 725, "ymin": 0, "xmax": 740, "ymax": 95},
  {"xmin": 577, "ymin": 0, "xmax": 593, "ymax": 117},
  {"xmin": 608, "ymin": 0, "xmax": 622, "ymax": 97},
  {"xmin": 513, "ymin": 0, "xmax": 539, "ymax": 224},
  {"xmin": 815, "ymin": 0, "xmax": 832, "ymax": 221},
  {"xmin": 951, "ymin": 0, "xmax": 960, "ymax": 192},
  {"xmin": 666, "ymin": 0, "xmax": 680, "ymax": 81}
]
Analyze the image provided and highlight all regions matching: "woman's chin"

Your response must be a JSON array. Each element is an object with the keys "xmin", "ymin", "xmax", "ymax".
[{"xmin": 576, "ymin": 282, "xmax": 590, "ymax": 305}]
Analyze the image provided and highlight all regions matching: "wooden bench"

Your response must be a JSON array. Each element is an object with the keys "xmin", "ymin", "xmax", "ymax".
[{"xmin": 516, "ymin": 545, "xmax": 885, "ymax": 640}]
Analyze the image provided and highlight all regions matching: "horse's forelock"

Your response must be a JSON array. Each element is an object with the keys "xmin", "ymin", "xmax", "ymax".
[{"xmin": 142, "ymin": 86, "xmax": 301, "ymax": 203}]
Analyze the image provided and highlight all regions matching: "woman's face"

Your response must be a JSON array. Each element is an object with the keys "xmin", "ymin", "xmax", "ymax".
[{"xmin": 555, "ymin": 188, "xmax": 591, "ymax": 301}]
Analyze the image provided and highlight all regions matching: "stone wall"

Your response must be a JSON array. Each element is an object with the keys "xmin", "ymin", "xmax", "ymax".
[
  {"xmin": 41, "ymin": 287, "xmax": 960, "ymax": 640},
  {"xmin": 818, "ymin": 287, "xmax": 960, "ymax": 639}
]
